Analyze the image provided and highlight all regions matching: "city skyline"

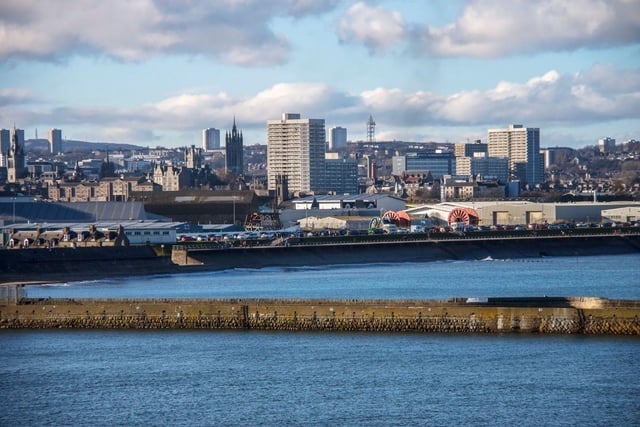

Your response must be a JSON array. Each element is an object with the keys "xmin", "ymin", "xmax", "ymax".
[{"xmin": 0, "ymin": 1, "xmax": 639, "ymax": 149}]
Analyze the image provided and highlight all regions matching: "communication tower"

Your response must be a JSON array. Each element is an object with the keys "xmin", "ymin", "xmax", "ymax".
[{"xmin": 366, "ymin": 115, "xmax": 376, "ymax": 142}]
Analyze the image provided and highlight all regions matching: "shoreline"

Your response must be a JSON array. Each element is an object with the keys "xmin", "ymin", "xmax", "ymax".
[{"xmin": 1, "ymin": 232, "xmax": 639, "ymax": 286}]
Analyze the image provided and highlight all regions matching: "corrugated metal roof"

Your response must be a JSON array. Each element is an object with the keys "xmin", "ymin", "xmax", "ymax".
[
  {"xmin": 0, "ymin": 200, "xmax": 166, "ymax": 224},
  {"xmin": 2, "ymin": 220, "xmax": 185, "ymax": 232},
  {"xmin": 293, "ymin": 194, "xmax": 403, "ymax": 203}
]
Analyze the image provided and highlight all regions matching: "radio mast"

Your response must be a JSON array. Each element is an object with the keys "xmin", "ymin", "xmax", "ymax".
[{"xmin": 366, "ymin": 115, "xmax": 376, "ymax": 143}]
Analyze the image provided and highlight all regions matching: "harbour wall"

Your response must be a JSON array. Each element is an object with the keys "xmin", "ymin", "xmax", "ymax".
[
  {"xmin": 1, "ymin": 233, "xmax": 639, "ymax": 284},
  {"xmin": 0, "ymin": 245, "xmax": 178, "ymax": 283},
  {"xmin": 173, "ymin": 234, "xmax": 640, "ymax": 269},
  {"xmin": 2, "ymin": 297, "xmax": 639, "ymax": 335}
]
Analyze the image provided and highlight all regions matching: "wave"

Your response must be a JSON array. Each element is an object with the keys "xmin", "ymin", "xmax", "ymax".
[
  {"xmin": 30, "ymin": 282, "xmax": 71, "ymax": 288},
  {"xmin": 477, "ymin": 256, "xmax": 551, "ymax": 263},
  {"xmin": 223, "ymin": 259, "xmax": 517, "ymax": 273}
]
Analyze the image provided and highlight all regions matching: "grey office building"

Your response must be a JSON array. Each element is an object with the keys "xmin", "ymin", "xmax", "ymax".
[
  {"xmin": 393, "ymin": 152, "xmax": 455, "ymax": 179},
  {"xmin": 0, "ymin": 129, "xmax": 10, "ymax": 154},
  {"xmin": 324, "ymin": 157, "xmax": 358, "ymax": 194},
  {"xmin": 329, "ymin": 127, "xmax": 347, "ymax": 150}
]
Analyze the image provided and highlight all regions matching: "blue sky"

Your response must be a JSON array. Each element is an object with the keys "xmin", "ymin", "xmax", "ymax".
[{"xmin": 1, "ymin": 0, "xmax": 639, "ymax": 149}]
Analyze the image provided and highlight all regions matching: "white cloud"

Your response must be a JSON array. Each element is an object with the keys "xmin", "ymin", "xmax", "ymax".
[
  {"xmin": 153, "ymin": 93, "xmax": 233, "ymax": 118},
  {"xmin": 2, "ymin": 64, "xmax": 638, "ymax": 144},
  {"xmin": 0, "ymin": 0, "xmax": 339, "ymax": 65},
  {"xmin": 576, "ymin": 63, "xmax": 640, "ymax": 93},
  {"xmin": 338, "ymin": 2, "xmax": 406, "ymax": 54},
  {"xmin": 362, "ymin": 65, "xmax": 640, "ymax": 127},
  {"xmin": 0, "ymin": 88, "xmax": 36, "ymax": 106},
  {"xmin": 414, "ymin": 0, "xmax": 640, "ymax": 57}
]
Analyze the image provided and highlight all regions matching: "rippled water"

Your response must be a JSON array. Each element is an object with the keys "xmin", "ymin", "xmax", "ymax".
[
  {"xmin": 3, "ymin": 254, "xmax": 640, "ymax": 425},
  {"xmin": 25, "ymin": 253, "xmax": 640, "ymax": 300},
  {"xmin": 1, "ymin": 331, "xmax": 639, "ymax": 426}
]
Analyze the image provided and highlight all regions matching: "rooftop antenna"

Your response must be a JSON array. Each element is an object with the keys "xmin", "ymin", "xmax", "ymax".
[{"xmin": 366, "ymin": 115, "xmax": 376, "ymax": 143}]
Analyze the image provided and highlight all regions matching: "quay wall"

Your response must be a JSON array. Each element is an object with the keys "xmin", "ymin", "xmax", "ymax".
[
  {"xmin": 2, "ymin": 297, "xmax": 639, "ymax": 335},
  {"xmin": 0, "ymin": 246, "xmax": 178, "ymax": 283},
  {"xmin": 1, "ymin": 233, "xmax": 639, "ymax": 284},
  {"xmin": 174, "ymin": 234, "xmax": 640, "ymax": 268}
]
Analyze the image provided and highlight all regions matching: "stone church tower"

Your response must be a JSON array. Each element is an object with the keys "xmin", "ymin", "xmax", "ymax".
[
  {"xmin": 225, "ymin": 117, "xmax": 244, "ymax": 176},
  {"xmin": 7, "ymin": 126, "xmax": 27, "ymax": 183},
  {"xmin": 185, "ymin": 144, "xmax": 202, "ymax": 170}
]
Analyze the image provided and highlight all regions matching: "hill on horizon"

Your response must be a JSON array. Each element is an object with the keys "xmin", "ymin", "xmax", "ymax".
[{"xmin": 25, "ymin": 139, "xmax": 147, "ymax": 153}]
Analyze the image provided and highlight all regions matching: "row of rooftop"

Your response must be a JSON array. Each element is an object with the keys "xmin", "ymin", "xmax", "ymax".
[
  {"xmin": 1, "ymin": 122, "xmax": 638, "ymax": 207},
  {"xmin": 2, "ymin": 193, "xmax": 639, "ymax": 247}
]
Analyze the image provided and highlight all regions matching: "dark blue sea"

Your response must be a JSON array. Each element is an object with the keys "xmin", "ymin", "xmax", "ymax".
[{"xmin": 2, "ymin": 254, "xmax": 640, "ymax": 426}]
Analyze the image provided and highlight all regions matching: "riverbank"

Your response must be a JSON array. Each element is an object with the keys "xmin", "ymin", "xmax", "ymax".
[{"xmin": 2, "ymin": 297, "xmax": 639, "ymax": 335}]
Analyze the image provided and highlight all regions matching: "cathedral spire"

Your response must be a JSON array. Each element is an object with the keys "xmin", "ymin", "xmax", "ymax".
[
  {"xmin": 232, "ymin": 115, "xmax": 238, "ymax": 137},
  {"xmin": 231, "ymin": 115, "xmax": 239, "ymax": 138},
  {"xmin": 225, "ymin": 115, "xmax": 244, "ymax": 177}
]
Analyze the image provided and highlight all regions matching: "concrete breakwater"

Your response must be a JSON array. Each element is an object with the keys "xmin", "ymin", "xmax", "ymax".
[{"xmin": 2, "ymin": 297, "xmax": 639, "ymax": 335}]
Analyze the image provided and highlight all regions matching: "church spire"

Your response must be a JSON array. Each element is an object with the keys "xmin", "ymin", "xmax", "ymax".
[
  {"xmin": 231, "ymin": 115, "xmax": 239, "ymax": 138},
  {"xmin": 225, "ymin": 115, "xmax": 243, "ymax": 177}
]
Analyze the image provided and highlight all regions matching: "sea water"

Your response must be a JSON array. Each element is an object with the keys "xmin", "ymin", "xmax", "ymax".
[
  {"xmin": 22, "ymin": 253, "xmax": 640, "ymax": 300},
  {"xmin": 2, "ymin": 254, "xmax": 640, "ymax": 426}
]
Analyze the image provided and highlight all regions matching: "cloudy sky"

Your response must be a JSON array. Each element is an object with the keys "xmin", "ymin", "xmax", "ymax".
[{"xmin": 1, "ymin": 0, "xmax": 639, "ymax": 149}]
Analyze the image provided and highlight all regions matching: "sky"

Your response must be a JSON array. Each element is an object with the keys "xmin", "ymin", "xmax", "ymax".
[{"xmin": 0, "ymin": 0, "xmax": 639, "ymax": 149}]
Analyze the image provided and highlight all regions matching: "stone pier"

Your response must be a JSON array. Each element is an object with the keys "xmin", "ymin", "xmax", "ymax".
[{"xmin": 2, "ymin": 297, "xmax": 639, "ymax": 335}]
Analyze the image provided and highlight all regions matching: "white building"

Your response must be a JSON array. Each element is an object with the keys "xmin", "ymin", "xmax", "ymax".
[
  {"xmin": 292, "ymin": 194, "xmax": 405, "ymax": 211},
  {"xmin": 267, "ymin": 113, "xmax": 326, "ymax": 193},
  {"xmin": 601, "ymin": 207, "xmax": 639, "ymax": 224},
  {"xmin": 329, "ymin": 126, "xmax": 347, "ymax": 150},
  {"xmin": 598, "ymin": 137, "xmax": 615, "ymax": 153},
  {"xmin": 1, "ymin": 221, "xmax": 183, "ymax": 245},
  {"xmin": 202, "ymin": 128, "xmax": 220, "ymax": 151},
  {"xmin": 454, "ymin": 140, "xmax": 487, "ymax": 158},
  {"xmin": 406, "ymin": 201, "xmax": 640, "ymax": 227},
  {"xmin": 48, "ymin": 128, "xmax": 62, "ymax": 154},
  {"xmin": 488, "ymin": 124, "xmax": 543, "ymax": 186}
]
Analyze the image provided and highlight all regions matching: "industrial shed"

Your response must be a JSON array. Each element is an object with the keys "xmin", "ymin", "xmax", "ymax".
[
  {"xmin": 601, "ymin": 207, "xmax": 640, "ymax": 223},
  {"xmin": 293, "ymin": 194, "xmax": 405, "ymax": 212},
  {"xmin": 406, "ymin": 201, "xmax": 640, "ymax": 226}
]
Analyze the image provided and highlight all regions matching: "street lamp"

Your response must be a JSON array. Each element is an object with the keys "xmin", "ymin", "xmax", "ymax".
[{"xmin": 232, "ymin": 196, "xmax": 237, "ymax": 225}]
